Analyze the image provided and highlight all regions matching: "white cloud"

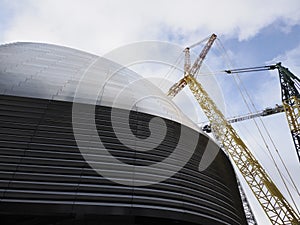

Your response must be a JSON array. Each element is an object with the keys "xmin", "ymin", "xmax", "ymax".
[
  {"xmin": 270, "ymin": 43, "xmax": 300, "ymax": 75},
  {"xmin": 2, "ymin": 0, "xmax": 300, "ymax": 55}
]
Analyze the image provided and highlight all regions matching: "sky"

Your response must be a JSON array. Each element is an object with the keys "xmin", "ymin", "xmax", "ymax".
[{"xmin": 1, "ymin": 0, "xmax": 300, "ymax": 224}]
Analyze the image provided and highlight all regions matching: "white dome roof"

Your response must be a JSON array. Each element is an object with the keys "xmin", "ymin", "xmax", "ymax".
[{"xmin": 0, "ymin": 42, "xmax": 202, "ymax": 132}]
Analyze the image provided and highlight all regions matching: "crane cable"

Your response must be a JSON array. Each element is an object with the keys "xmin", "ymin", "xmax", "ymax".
[
  {"xmin": 164, "ymin": 35, "xmax": 213, "ymax": 79},
  {"xmin": 216, "ymin": 39, "xmax": 300, "ymax": 212},
  {"xmin": 162, "ymin": 37, "xmax": 300, "ymax": 213},
  {"xmin": 161, "ymin": 35, "xmax": 215, "ymax": 89},
  {"xmin": 158, "ymin": 51, "xmax": 184, "ymax": 90},
  {"xmin": 215, "ymin": 38, "xmax": 300, "ymax": 214},
  {"xmin": 220, "ymin": 61, "xmax": 300, "ymax": 199},
  {"xmin": 234, "ymin": 74, "xmax": 300, "ymax": 215},
  {"xmin": 188, "ymin": 35, "xmax": 211, "ymax": 49},
  {"xmin": 163, "ymin": 52, "xmax": 184, "ymax": 81}
]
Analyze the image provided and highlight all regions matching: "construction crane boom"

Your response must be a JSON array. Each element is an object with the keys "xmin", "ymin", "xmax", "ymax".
[
  {"xmin": 189, "ymin": 33, "xmax": 217, "ymax": 76},
  {"xmin": 167, "ymin": 35, "xmax": 300, "ymax": 224},
  {"xmin": 224, "ymin": 65, "xmax": 277, "ymax": 74},
  {"xmin": 167, "ymin": 34, "xmax": 217, "ymax": 98},
  {"xmin": 225, "ymin": 63, "xmax": 300, "ymax": 162},
  {"xmin": 202, "ymin": 105, "xmax": 284, "ymax": 133},
  {"xmin": 228, "ymin": 105, "xmax": 284, "ymax": 123}
]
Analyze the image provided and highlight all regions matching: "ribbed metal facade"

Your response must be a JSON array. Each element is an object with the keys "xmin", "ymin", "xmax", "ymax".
[{"xmin": 0, "ymin": 43, "xmax": 247, "ymax": 225}]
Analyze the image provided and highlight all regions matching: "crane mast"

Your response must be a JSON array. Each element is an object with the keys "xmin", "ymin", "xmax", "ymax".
[
  {"xmin": 167, "ymin": 34, "xmax": 300, "ymax": 225},
  {"xmin": 277, "ymin": 63, "xmax": 300, "ymax": 162}
]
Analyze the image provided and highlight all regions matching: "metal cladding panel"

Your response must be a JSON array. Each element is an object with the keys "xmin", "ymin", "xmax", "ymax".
[
  {"xmin": 0, "ymin": 42, "xmax": 199, "ymax": 131},
  {"xmin": 0, "ymin": 95, "xmax": 247, "ymax": 225},
  {"xmin": 0, "ymin": 43, "xmax": 247, "ymax": 225}
]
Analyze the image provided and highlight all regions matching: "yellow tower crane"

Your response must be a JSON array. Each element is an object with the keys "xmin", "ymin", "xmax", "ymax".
[{"xmin": 167, "ymin": 34, "xmax": 300, "ymax": 225}]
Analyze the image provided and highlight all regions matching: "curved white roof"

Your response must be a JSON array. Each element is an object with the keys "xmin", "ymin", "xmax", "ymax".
[{"xmin": 0, "ymin": 42, "xmax": 203, "ymax": 132}]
